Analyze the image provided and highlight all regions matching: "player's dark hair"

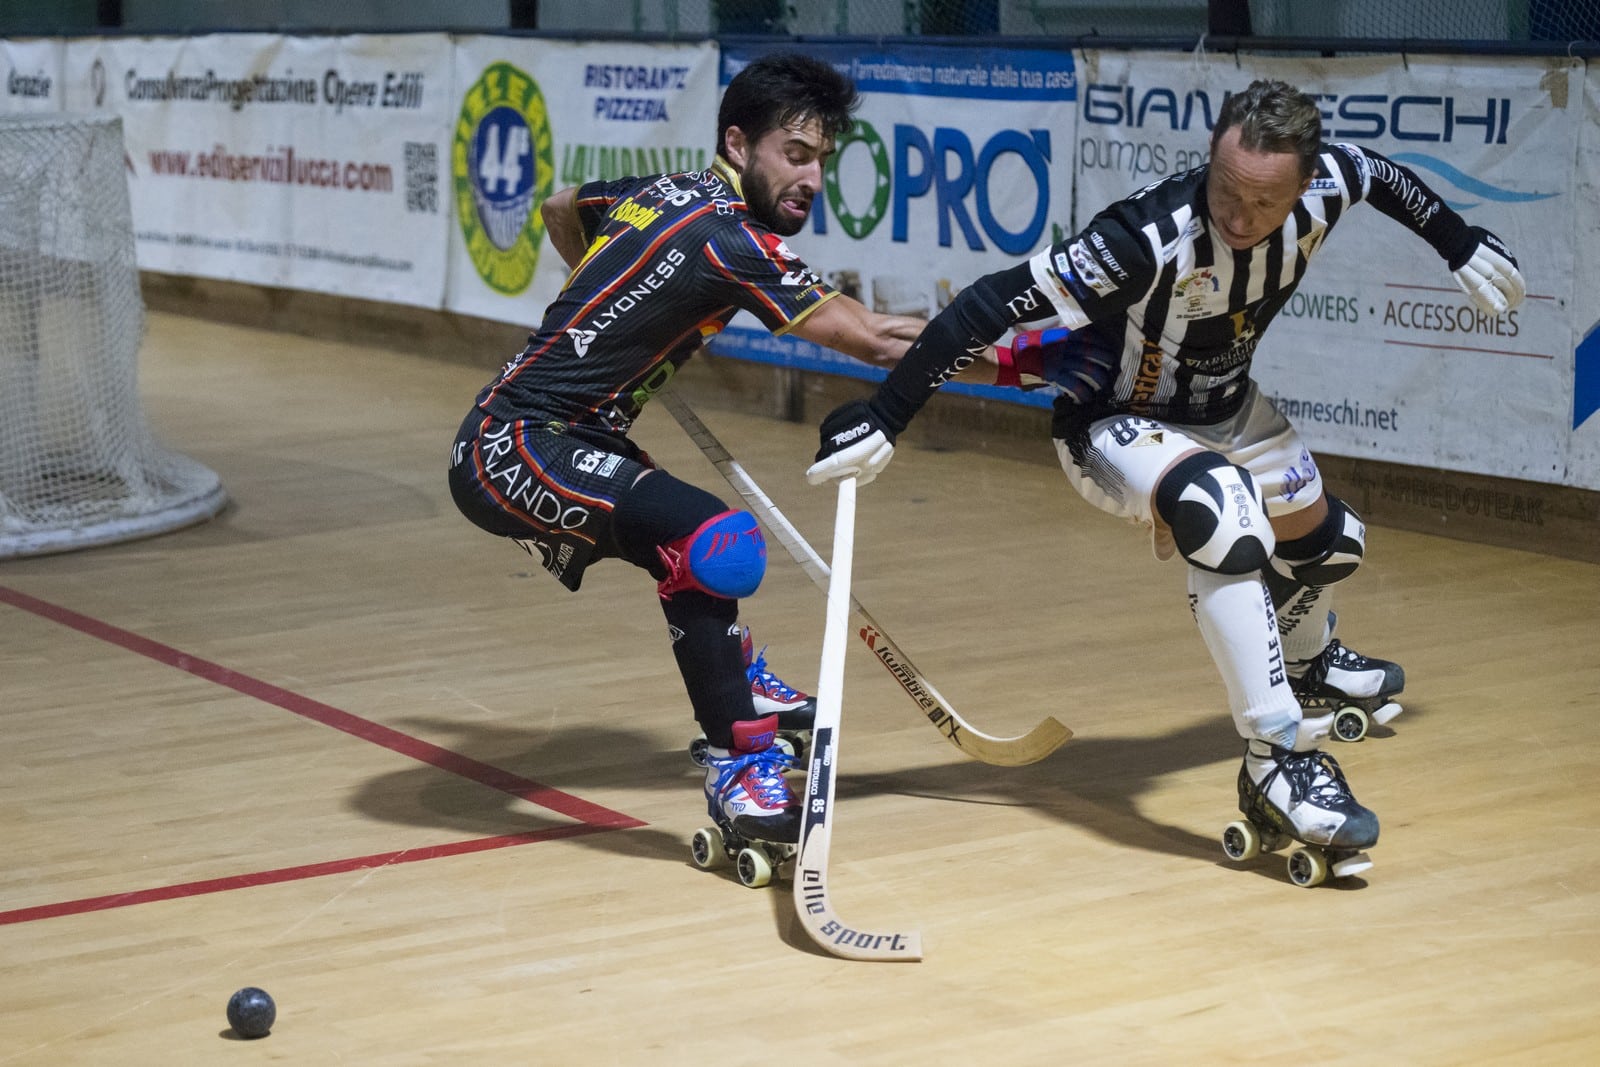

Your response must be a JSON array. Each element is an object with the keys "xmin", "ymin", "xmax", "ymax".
[
  {"xmin": 1211, "ymin": 79, "xmax": 1322, "ymax": 179},
  {"xmin": 717, "ymin": 53, "xmax": 857, "ymax": 157}
]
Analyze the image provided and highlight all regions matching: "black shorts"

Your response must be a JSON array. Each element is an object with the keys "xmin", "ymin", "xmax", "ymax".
[{"xmin": 448, "ymin": 411, "xmax": 653, "ymax": 591}]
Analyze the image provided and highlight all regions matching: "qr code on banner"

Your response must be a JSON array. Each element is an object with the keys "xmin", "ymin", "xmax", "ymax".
[{"xmin": 404, "ymin": 142, "xmax": 438, "ymax": 213}]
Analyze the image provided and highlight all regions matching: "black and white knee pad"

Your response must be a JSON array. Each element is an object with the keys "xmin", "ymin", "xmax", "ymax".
[
  {"xmin": 1271, "ymin": 494, "xmax": 1366, "ymax": 587},
  {"xmin": 1154, "ymin": 452, "xmax": 1275, "ymax": 575}
]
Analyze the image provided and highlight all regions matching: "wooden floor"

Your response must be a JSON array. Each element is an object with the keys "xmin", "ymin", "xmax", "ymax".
[{"xmin": 3, "ymin": 312, "xmax": 1598, "ymax": 1065}]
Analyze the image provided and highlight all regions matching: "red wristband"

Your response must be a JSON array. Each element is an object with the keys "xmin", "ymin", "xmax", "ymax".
[{"xmin": 994, "ymin": 343, "xmax": 1020, "ymax": 387}]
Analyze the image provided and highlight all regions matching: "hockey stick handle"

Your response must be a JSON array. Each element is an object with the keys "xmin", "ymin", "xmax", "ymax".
[
  {"xmin": 794, "ymin": 477, "xmax": 923, "ymax": 961},
  {"xmin": 816, "ymin": 475, "xmax": 856, "ymax": 729}
]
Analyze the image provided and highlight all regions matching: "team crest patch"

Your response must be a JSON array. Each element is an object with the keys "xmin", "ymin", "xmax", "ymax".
[
  {"xmin": 454, "ymin": 61, "xmax": 555, "ymax": 295},
  {"xmin": 1131, "ymin": 430, "xmax": 1166, "ymax": 447}
]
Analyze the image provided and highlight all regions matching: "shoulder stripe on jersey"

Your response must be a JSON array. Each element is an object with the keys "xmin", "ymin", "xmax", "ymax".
[{"xmin": 701, "ymin": 228, "xmax": 796, "ymax": 323}]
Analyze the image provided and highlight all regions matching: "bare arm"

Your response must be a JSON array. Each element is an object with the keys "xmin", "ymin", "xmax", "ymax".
[
  {"xmin": 785, "ymin": 294, "xmax": 926, "ymax": 366},
  {"xmin": 540, "ymin": 186, "xmax": 589, "ymax": 270}
]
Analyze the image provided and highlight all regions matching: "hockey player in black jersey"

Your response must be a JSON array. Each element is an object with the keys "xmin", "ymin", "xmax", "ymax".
[
  {"xmin": 808, "ymin": 79, "xmax": 1526, "ymax": 885},
  {"xmin": 449, "ymin": 54, "xmax": 925, "ymax": 863}
]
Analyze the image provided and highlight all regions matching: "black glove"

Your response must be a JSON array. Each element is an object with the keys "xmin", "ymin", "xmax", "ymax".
[{"xmin": 807, "ymin": 399, "xmax": 898, "ymax": 487}]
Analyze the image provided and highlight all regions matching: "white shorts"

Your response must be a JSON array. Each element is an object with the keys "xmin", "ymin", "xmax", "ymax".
[{"xmin": 1054, "ymin": 385, "xmax": 1323, "ymax": 558}]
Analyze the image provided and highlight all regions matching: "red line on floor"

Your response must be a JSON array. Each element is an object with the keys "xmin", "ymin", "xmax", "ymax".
[
  {"xmin": 0, "ymin": 825, "xmax": 611, "ymax": 926},
  {"xmin": 0, "ymin": 583, "xmax": 645, "ymax": 830}
]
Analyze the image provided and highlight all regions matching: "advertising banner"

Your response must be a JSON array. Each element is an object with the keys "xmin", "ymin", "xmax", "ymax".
[
  {"xmin": 712, "ymin": 43, "xmax": 1077, "ymax": 409},
  {"xmin": 59, "ymin": 33, "xmax": 454, "ymax": 307},
  {"xmin": 1, "ymin": 38, "xmax": 64, "ymax": 113},
  {"xmin": 1572, "ymin": 65, "xmax": 1600, "ymax": 487},
  {"xmin": 444, "ymin": 37, "xmax": 719, "ymax": 325},
  {"xmin": 1075, "ymin": 51, "xmax": 1587, "ymax": 488}
]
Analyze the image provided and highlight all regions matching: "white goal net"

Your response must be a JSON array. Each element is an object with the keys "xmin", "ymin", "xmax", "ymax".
[{"xmin": 0, "ymin": 113, "xmax": 226, "ymax": 559}]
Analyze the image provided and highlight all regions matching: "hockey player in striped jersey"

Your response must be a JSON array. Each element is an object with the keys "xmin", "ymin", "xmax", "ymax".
[
  {"xmin": 449, "ymin": 54, "xmax": 925, "ymax": 855},
  {"xmin": 808, "ymin": 79, "xmax": 1525, "ymax": 882}
]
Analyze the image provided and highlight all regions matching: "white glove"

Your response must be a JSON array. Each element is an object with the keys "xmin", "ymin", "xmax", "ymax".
[
  {"xmin": 806, "ymin": 400, "xmax": 896, "ymax": 488},
  {"xmin": 1450, "ymin": 228, "xmax": 1525, "ymax": 316}
]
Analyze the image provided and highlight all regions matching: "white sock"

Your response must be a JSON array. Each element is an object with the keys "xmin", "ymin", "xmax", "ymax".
[
  {"xmin": 1273, "ymin": 578, "xmax": 1333, "ymax": 666},
  {"xmin": 1188, "ymin": 566, "xmax": 1302, "ymax": 747}
]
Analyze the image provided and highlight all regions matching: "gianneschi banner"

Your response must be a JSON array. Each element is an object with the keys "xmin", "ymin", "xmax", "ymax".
[
  {"xmin": 710, "ymin": 42, "xmax": 1077, "ymax": 409},
  {"xmin": 1075, "ymin": 51, "xmax": 1586, "ymax": 489},
  {"xmin": 443, "ymin": 37, "xmax": 719, "ymax": 325},
  {"xmin": 58, "ymin": 34, "xmax": 455, "ymax": 308}
]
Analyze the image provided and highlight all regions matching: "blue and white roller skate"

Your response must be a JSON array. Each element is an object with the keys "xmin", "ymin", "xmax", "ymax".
[{"xmin": 689, "ymin": 715, "xmax": 800, "ymax": 888}]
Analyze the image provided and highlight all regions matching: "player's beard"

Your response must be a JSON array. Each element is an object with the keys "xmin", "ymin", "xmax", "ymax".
[{"xmin": 742, "ymin": 167, "xmax": 808, "ymax": 236}]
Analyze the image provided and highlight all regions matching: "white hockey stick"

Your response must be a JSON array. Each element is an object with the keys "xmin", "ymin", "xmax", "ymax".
[
  {"xmin": 660, "ymin": 389, "xmax": 1071, "ymax": 766},
  {"xmin": 795, "ymin": 476, "xmax": 922, "ymax": 962}
]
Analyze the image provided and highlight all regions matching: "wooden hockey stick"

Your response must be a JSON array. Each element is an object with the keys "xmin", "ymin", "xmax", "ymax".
[
  {"xmin": 795, "ymin": 475, "xmax": 922, "ymax": 961},
  {"xmin": 660, "ymin": 389, "xmax": 1071, "ymax": 766}
]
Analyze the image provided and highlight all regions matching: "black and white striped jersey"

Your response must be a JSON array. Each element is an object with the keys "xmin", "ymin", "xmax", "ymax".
[
  {"xmin": 1027, "ymin": 142, "xmax": 1454, "ymax": 427},
  {"xmin": 872, "ymin": 142, "xmax": 1474, "ymax": 438}
]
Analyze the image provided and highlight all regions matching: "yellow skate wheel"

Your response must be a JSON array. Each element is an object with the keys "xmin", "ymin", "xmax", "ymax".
[
  {"xmin": 1222, "ymin": 820, "xmax": 1261, "ymax": 861},
  {"xmin": 1287, "ymin": 847, "xmax": 1329, "ymax": 887},
  {"xmin": 690, "ymin": 826, "xmax": 727, "ymax": 870},
  {"xmin": 1332, "ymin": 705, "xmax": 1370, "ymax": 743},
  {"xmin": 735, "ymin": 847, "xmax": 774, "ymax": 888}
]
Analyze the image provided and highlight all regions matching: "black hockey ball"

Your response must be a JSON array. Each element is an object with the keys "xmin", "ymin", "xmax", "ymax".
[{"xmin": 226, "ymin": 986, "xmax": 276, "ymax": 1039}]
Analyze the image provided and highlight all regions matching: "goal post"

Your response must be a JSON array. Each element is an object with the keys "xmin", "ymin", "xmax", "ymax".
[{"xmin": 0, "ymin": 112, "xmax": 227, "ymax": 559}]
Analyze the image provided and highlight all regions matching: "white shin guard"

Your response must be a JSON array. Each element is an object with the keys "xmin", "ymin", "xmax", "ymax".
[{"xmin": 1188, "ymin": 566, "xmax": 1305, "ymax": 747}]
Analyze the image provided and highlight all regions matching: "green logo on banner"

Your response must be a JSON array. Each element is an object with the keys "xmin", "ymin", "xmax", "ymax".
[
  {"xmin": 454, "ymin": 62, "xmax": 554, "ymax": 295},
  {"xmin": 824, "ymin": 119, "xmax": 890, "ymax": 240}
]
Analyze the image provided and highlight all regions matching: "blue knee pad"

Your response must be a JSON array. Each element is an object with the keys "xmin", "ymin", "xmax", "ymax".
[{"xmin": 657, "ymin": 509, "xmax": 767, "ymax": 599}]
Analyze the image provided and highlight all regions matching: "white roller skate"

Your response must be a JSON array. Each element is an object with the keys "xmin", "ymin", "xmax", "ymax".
[
  {"xmin": 689, "ymin": 715, "xmax": 800, "ymax": 888},
  {"xmin": 1289, "ymin": 633, "xmax": 1405, "ymax": 743},
  {"xmin": 1222, "ymin": 734, "xmax": 1379, "ymax": 887},
  {"xmin": 688, "ymin": 627, "xmax": 814, "ymax": 767}
]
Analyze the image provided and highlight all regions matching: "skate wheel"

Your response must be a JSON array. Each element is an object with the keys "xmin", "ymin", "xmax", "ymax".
[
  {"xmin": 1286, "ymin": 847, "xmax": 1329, "ymax": 888},
  {"xmin": 688, "ymin": 734, "xmax": 710, "ymax": 767},
  {"xmin": 1332, "ymin": 706, "xmax": 1370, "ymax": 743},
  {"xmin": 779, "ymin": 730, "xmax": 812, "ymax": 765},
  {"xmin": 735, "ymin": 847, "xmax": 774, "ymax": 888},
  {"xmin": 1222, "ymin": 820, "xmax": 1261, "ymax": 862},
  {"xmin": 1371, "ymin": 701, "xmax": 1403, "ymax": 726},
  {"xmin": 690, "ymin": 826, "xmax": 727, "ymax": 871},
  {"xmin": 1330, "ymin": 851, "xmax": 1374, "ymax": 880}
]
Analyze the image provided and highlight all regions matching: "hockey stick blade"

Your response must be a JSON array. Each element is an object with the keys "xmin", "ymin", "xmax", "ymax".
[
  {"xmin": 796, "ymin": 476, "xmax": 922, "ymax": 961},
  {"xmin": 660, "ymin": 389, "xmax": 1071, "ymax": 766}
]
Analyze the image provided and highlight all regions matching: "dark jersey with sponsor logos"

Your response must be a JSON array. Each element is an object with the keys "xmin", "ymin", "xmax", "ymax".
[
  {"xmin": 474, "ymin": 158, "xmax": 837, "ymax": 435},
  {"xmin": 876, "ymin": 143, "xmax": 1476, "ymax": 435}
]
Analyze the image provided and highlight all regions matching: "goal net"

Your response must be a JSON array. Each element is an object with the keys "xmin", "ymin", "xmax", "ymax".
[{"xmin": 0, "ymin": 113, "xmax": 226, "ymax": 559}]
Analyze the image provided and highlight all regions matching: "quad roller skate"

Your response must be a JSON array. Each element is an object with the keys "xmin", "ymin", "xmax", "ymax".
[
  {"xmin": 1221, "ymin": 737, "xmax": 1379, "ymax": 887},
  {"xmin": 1289, "ymin": 621, "xmax": 1405, "ymax": 743},
  {"xmin": 688, "ymin": 628, "xmax": 815, "ymax": 767},
  {"xmin": 689, "ymin": 715, "xmax": 800, "ymax": 888}
]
